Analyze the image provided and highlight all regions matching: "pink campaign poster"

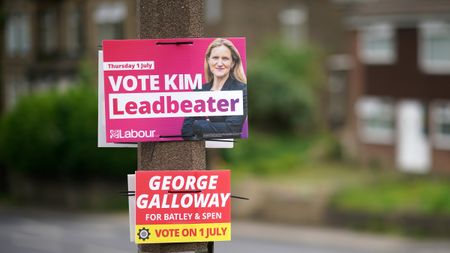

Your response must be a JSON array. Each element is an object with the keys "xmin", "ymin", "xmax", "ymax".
[{"xmin": 102, "ymin": 38, "xmax": 248, "ymax": 143}]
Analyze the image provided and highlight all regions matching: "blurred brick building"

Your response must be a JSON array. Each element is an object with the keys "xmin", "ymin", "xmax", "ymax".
[
  {"xmin": 1, "ymin": 0, "xmax": 137, "ymax": 111},
  {"xmin": 1, "ymin": 0, "xmax": 347, "ymax": 111},
  {"xmin": 205, "ymin": 0, "xmax": 347, "ymax": 55},
  {"xmin": 342, "ymin": 0, "xmax": 450, "ymax": 173},
  {"xmin": 5, "ymin": 0, "xmax": 448, "ymax": 173}
]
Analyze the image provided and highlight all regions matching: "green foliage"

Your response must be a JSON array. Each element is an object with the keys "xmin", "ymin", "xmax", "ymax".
[
  {"xmin": 221, "ymin": 131, "xmax": 339, "ymax": 176},
  {"xmin": 0, "ymin": 86, "xmax": 135, "ymax": 180},
  {"xmin": 248, "ymin": 41, "xmax": 325, "ymax": 133},
  {"xmin": 331, "ymin": 176, "xmax": 450, "ymax": 216}
]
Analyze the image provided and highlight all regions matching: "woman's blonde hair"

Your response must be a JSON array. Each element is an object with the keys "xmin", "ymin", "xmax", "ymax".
[{"xmin": 204, "ymin": 38, "xmax": 247, "ymax": 84}]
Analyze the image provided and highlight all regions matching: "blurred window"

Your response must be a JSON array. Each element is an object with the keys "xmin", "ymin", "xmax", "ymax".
[
  {"xmin": 66, "ymin": 5, "xmax": 83, "ymax": 57},
  {"xmin": 431, "ymin": 101, "xmax": 450, "ymax": 149},
  {"xmin": 5, "ymin": 14, "xmax": 31, "ymax": 57},
  {"xmin": 356, "ymin": 97, "xmax": 395, "ymax": 144},
  {"xmin": 359, "ymin": 24, "xmax": 395, "ymax": 64},
  {"xmin": 279, "ymin": 7, "xmax": 308, "ymax": 47},
  {"xmin": 40, "ymin": 7, "xmax": 58, "ymax": 55},
  {"xmin": 95, "ymin": 2, "xmax": 127, "ymax": 45},
  {"xmin": 419, "ymin": 21, "xmax": 450, "ymax": 74},
  {"xmin": 205, "ymin": 0, "xmax": 222, "ymax": 25}
]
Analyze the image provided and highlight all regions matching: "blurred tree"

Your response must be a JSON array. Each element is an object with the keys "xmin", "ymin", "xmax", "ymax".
[
  {"xmin": 248, "ymin": 41, "xmax": 325, "ymax": 134},
  {"xmin": 0, "ymin": 61, "xmax": 135, "ymax": 180}
]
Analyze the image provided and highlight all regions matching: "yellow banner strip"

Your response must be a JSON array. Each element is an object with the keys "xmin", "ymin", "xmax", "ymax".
[{"xmin": 135, "ymin": 223, "xmax": 231, "ymax": 244}]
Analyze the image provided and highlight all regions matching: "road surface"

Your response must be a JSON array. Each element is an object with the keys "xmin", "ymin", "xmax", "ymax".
[{"xmin": 0, "ymin": 207, "xmax": 448, "ymax": 253}]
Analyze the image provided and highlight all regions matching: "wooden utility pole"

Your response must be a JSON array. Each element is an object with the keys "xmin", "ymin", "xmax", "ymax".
[{"xmin": 136, "ymin": 0, "xmax": 207, "ymax": 252}]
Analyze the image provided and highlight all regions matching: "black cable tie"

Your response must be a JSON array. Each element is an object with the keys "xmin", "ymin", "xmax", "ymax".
[
  {"xmin": 159, "ymin": 135, "xmax": 237, "ymax": 143},
  {"xmin": 159, "ymin": 135, "xmax": 193, "ymax": 138},
  {"xmin": 231, "ymin": 195, "xmax": 249, "ymax": 200},
  {"xmin": 156, "ymin": 41, "xmax": 193, "ymax": 45},
  {"xmin": 120, "ymin": 190, "xmax": 249, "ymax": 200},
  {"xmin": 119, "ymin": 190, "xmax": 135, "ymax": 196},
  {"xmin": 168, "ymin": 190, "xmax": 202, "ymax": 194},
  {"xmin": 205, "ymin": 139, "xmax": 236, "ymax": 143},
  {"xmin": 99, "ymin": 41, "xmax": 194, "ymax": 49},
  {"xmin": 119, "ymin": 193, "xmax": 135, "ymax": 196},
  {"xmin": 119, "ymin": 190, "xmax": 135, "ymax": 194}
]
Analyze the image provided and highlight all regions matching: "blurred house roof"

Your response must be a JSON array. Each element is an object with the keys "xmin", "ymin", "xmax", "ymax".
[
  {"xmin": 343, "ymin": 0, "xmax": 450, "ymax": 27},
  {"xmin": 350, "ymin": 0, "xmax": 450, "ymax": 16}
]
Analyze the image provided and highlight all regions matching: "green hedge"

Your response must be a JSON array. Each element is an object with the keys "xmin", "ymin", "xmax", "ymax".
[
  {"xmin": 331, "ymin": 176, "xmax": 450, "ymax": 216},
  {"xmin": 0, "ymin": 86, "xmax": 136, "ymax": 179}
]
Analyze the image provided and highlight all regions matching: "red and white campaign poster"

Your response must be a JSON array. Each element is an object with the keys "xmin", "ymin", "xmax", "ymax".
[
  {"xmin": 102, "ymin": 38, "xmax": 248, "ymax": 143},
  {"xmin": 135, "ymin": 170, "xmax": 231, "ymax": 244}
]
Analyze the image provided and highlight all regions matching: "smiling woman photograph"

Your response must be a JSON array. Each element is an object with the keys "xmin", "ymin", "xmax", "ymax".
[{"xmin": 181, "ymin": 38, "xmax": 248, "ymax": 140}]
